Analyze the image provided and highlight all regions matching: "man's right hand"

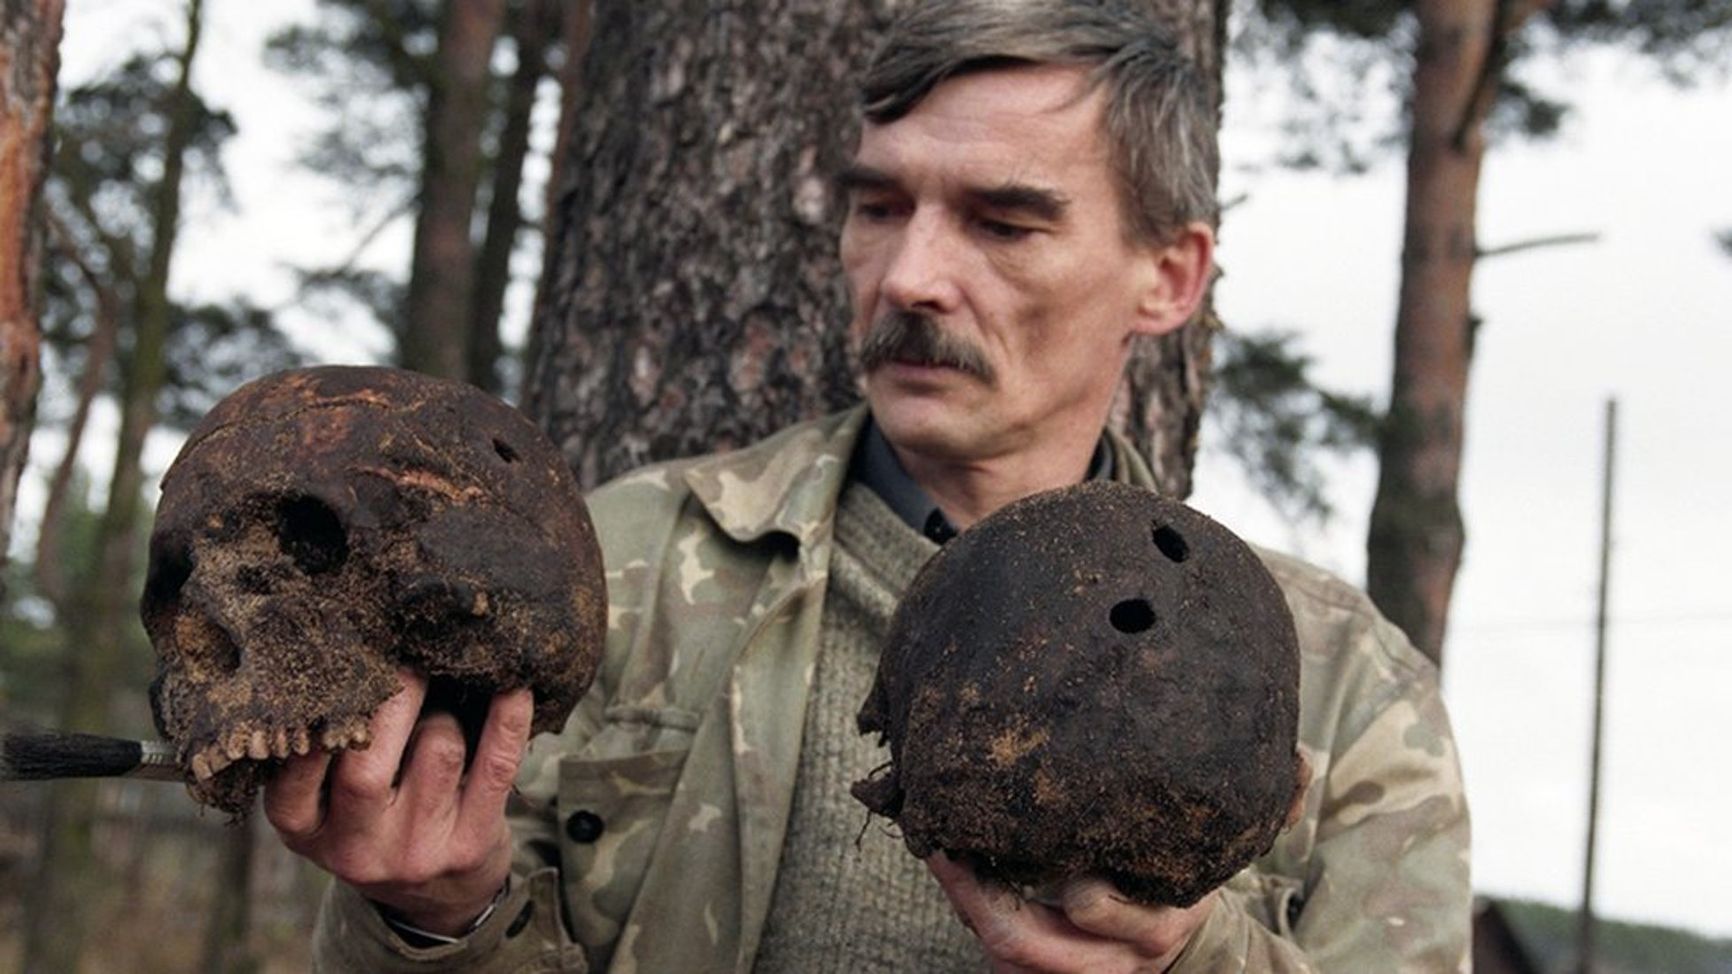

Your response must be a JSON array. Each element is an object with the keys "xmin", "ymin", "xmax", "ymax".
[{"xmin": 263, "ymin": 669, "xmax": 535, "ymax": 937}]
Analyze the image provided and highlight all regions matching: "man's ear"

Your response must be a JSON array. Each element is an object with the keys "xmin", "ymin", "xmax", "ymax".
[{"xmin": 1131, "ymin": 221, "xmax": 1215, "ymax": 338}]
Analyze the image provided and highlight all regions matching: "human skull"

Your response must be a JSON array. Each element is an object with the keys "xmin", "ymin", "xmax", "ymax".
[
  {"xmin": 853, "ymin": 482, "xmax": 1302, "ymax": 906},
  {"xmin": 142, "ymin": 366, "xmax": 607, "ymax": 814}
]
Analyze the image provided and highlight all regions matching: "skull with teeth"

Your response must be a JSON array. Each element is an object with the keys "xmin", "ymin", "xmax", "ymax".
[{"xmin": 142, "ymin": 366, "xmax": 607, "ymax": 815}]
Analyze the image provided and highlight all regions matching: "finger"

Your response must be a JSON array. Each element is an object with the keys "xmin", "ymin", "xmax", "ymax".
[
  {"xmin": 1060, "ymin": 878, "xmax": 1215, "ymax": 961},
  {"xmin": 328, "ymin": 671, "xmax": 429, "ymax": 816},
  {"xmin": 928, "ymin": 855, "xmax": 1129, "ymax": 972},
  {"xmin": 456, "ymin": 688, "xmax": 534, "ymax": 836},
  {"xmin": 397, "ymin": 710, "xmax": 469, "ymax": 824},
  {"xmin": 263, "ymin": 751, "xmax": 334, "ymax": 841}
]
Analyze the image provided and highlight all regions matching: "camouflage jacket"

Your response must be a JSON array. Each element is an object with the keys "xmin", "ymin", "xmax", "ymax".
[{"xmin": 313, "ymin": 405, "xmax": 1471, "ymax": 973}]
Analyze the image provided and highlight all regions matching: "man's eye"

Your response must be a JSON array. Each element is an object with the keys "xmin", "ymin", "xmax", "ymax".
[
  {"xmin": 977, "ymin": 218, "xmax": 1034, "ymax": 241},
  {"xmin": 852, "ymin": 200, "xmax": 899, "ymax": 221}
]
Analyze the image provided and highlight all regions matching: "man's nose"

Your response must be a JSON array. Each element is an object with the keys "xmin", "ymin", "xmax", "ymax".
[{"xmin": 879, "ymin": 213, "xmax": 962, "ymax": 314}]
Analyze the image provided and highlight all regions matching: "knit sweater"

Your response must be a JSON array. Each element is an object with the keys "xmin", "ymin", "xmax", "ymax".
[{"xmin": 753, "ymin": 482, "xmax": 984, "ymax": 973}]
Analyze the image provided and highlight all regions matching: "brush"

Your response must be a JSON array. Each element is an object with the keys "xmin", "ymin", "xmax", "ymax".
[{"xmin": 0, "ymin": 731, "xmax": 183, "ymax": 782}]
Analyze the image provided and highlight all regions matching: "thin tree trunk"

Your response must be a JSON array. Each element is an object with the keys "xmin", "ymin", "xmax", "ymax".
[
  {"xmin": 200, "ymin": 820, "xmax": 260, "ymax": 974},
  {"xmin": 467, "ymin": 0, "xmax": 555, "ymax": 395},
  {"xmin": 22, "ymin": 3, "xmax": 204, "ymax": 969},
  {"xmin": 1366, "ymin": 0, "xmax": 1542, "ymax": 667},
  {"xmin": 0, "ymin": 0, "xmax": 65, "ymax": 584},
  {"xmin": 94, "ymin": 0, "xmax": 203, "ymax": 667},
  {"xmin": 540, "ymin": 0, "xmax": 590, "ymax": 240},
  {"xmin": 524, "ymin": 0, "xmax": 1222, "ymax": 494},
  {"xmin": 402, "ymin": 0, "xmax": 509, "ymax": 381},
  {"xmin": 34, "ymin": 217, "xmax": 119, "ymax": 609}
]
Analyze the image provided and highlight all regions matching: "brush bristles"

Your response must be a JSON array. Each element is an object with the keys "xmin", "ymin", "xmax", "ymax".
[{"xmin": 0, "ymin": 732, "xmax": 146, "ymax": 780}]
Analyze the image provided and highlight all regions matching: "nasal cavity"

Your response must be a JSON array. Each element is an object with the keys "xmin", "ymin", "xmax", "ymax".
[
  {"xmin": 275, "ymin": 496, "xmax": 349, "ymax": 575},
  {"xmin": 1109, "ymin": 598, "xmax": 1156, "ymax": 635}
]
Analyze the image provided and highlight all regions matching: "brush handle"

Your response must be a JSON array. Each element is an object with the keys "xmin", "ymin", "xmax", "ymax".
[{"xmin": 0, "ymin": 732, "xmax": 185, "ymax": 782}]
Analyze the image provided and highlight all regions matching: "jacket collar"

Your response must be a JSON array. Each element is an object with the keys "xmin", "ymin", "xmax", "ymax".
[
  {"xmin": 681, "ymin": 404, "xmax": 870, "ymax": 550},
  {"xmin": 682, "ymin": 403, "xmax": 1162, "ymax": 548},
  {"xmin": 1105, "ymin": 422, "xmax": 1161, "ymax": 490}
]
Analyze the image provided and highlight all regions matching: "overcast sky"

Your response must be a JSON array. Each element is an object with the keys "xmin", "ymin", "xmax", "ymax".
[{"xmin": 31, "ymin": 0, "xmax": 1732, "ymax": 941}]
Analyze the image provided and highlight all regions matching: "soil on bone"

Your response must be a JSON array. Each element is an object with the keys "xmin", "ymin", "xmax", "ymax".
[
  {"xmin": 143, "ymin": 366, "xmax": 608, "ymax": 815},
  {"xmin": 853, "ymin": 482, "xmax": 1302, "ymax": 907}
]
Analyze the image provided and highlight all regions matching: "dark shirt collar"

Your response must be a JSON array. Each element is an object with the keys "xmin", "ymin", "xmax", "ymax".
[{"xmin": 851, "ymin": 416, "xmax": 1114, "ymax": 544}]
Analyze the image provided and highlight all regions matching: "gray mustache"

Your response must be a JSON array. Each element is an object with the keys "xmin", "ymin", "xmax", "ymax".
[{"xmin": 857, "ymin": 312, "xmax": 995, "ymax": 382}]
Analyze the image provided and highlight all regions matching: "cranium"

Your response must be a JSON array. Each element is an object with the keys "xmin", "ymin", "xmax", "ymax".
[
  {"xmin": 142, "ymin": 366, "xmax": 606, "ymax": 814},
  {"xmin": 853, "ymin": 482, "xmax": 1303, "ymax": 906}
]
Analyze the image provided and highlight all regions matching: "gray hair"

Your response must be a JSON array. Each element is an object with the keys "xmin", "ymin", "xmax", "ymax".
[{"xmin": 861, "ymin": 0, "xmax": 1218, "ymax": 243}]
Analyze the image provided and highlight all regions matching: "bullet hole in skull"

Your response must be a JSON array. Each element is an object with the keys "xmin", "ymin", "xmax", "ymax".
[{"xmin": 853, "ymin": 482, "xmax": 1303, "ymax": 907}]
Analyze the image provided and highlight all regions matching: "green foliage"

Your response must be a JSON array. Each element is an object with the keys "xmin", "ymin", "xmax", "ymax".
[
  {"xmin": 1543, "ymin": 0, "xmax": 1732, "ymax": 73},
  {"xmin": 40, "ymin": 41, "xmax": 308, "ymax": 437},
  {"xmin": 1251, "ymin": 0, "xmax": 1406, "ymax": 45},
  {"xmin": 1207, "ymin": 329, "xmax": 1382, "ymax": 523},
  {"xmin": 50, "ymin": 53, "xmax": 237, "ymax": 260},
  {"xmin": 0, "ymin": 579, "xmax": 72, "ymax": 724},
  {"xmin": 1492, "ymin": 897, "xmax": 1732, "ymax": 973},
  {"xmin": 260, "ymin": 2, "xmax": 438, "ymax": 341},
  {"xmin": 159, "ymin": 301, "xmax": 305, "ymax": 429},
  {"xmin": 263, "ymin": 0, "xmax": 438, "ymax": 195},
  {"xmin": 264, "ymin": 0, "xmax": 538, "ymax": 352},
  {"xmin": 0, "ymin": 477, "xmax": 153, "ymax": 728},
  {"xmin": 1234, "ymin": 0, "xmax": 1732, "ymax": 172},
  {"xmin": 294, "ymin": 266, "xmax": 410, "ymax": 346}
]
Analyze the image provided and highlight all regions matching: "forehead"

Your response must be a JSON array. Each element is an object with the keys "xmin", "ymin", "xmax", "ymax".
[{"xmin": 851, "ymin": 64, "xmax": 1114, "ymax": 195}]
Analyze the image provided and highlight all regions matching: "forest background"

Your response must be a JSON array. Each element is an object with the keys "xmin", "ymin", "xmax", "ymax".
[{"xmin": 1, "ymin": 0, "xmax": 1729, "ymax": 971}]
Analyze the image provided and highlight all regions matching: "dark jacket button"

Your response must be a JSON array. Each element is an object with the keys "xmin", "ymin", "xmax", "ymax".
[{"xmin": 566, "ymin": 809, "xmax": 605, "ymax": 843}]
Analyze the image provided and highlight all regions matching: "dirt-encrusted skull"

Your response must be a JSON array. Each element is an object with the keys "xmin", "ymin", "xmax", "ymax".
[
  {"xmin": 143, "ymin": 366, "xmax": 607, "ymax": 814},
  {"xmin": 853, "ymin": 482, "xmax": 1304, "ymax": 907}
]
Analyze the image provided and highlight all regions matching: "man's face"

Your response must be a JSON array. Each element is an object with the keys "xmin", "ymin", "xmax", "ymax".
[{"xmin": 839, "ymin": 64, "xmax": 1205, "ymax": 465}]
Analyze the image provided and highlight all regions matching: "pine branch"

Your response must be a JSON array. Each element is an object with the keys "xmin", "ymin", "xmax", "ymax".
[{"xmin": 1477, "ymin": 230, "xmax": 1600, "ymax": 259}]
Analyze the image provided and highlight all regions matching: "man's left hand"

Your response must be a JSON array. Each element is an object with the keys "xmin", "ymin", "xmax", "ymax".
[{"xmin": 928, "ymin": 853, "xmax": 1215, "ymax": 974}]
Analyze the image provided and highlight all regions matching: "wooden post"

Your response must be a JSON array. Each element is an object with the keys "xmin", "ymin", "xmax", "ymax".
[{"xmin": 1577, "ymin": 397, "xmax": 1616, "ymax": 974}]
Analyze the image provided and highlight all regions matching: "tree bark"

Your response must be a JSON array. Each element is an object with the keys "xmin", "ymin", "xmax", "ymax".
[
  {"xmin": 467, "ymin": 0, "xmax": 556, "ymax": 395},
  {"xmin": 540, "ymin": 0, "xmax": 591, "ymax": 241},
  {"xmin": 525, "ymin": 0, "xmax": 1223, "ymax": 493},
  {"xmin": 402, "ymin": 0, "xmax": 509, "ymax": 381},
  {"xmin": 0, "ymin": 0, "xmax": 65, "ymax": 585},
  {"xmin": 22, "ymin": 3, "xmax": 204, "ymax": 969},
  {"xmin": 1367, "ymin": 0, "xmax": 1542, "ymax": 668}
]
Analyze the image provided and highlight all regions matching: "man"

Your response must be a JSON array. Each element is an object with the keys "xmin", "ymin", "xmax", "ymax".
[{"xmin": 266, "ymin": 2, "xmax": 1471, "ymax": 971}]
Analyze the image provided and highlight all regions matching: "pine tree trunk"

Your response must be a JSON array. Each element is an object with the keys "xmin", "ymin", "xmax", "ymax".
[
  {"xmin": 0, "ymin": 0, "xmax": 65, "ymax": 584},
  {"xmin": 1367, "ymin": 0, "xmax": 1541, "ymax": 667},
  {"xmin": 467, "ymin": 0, "xmax": 555, "ymax": 395},
  {"xmin": 525, "ymin": 0, "xmax": 1223, "ymax": 493},
  {"xmin": 403, "ymin": 0, "xmax": 509, "ymax": 381},
  {"xmin": 540, "ymin": 0, "xmax": 590, "ymax": 243},
  {"xmin": 22, "ymin": 4, "xmax": 204, "ymax": 969}
]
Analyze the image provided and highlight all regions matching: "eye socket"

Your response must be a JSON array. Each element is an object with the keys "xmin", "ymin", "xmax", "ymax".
[
  {"xmin": 1152, "ymin": 524, "xmax": 1189, "ymax": 563},
  {"xmin": 275, "ymin": 496, "xmax": 349, "ymax": 575},
  {"xmin": 1109, "ymin": 598, "xmax": 1156, "ymax": 635},
  {"xmin": 493, "ymin": 438, "xmax": 519, "ymax": 464},
  {"xmin": 143, "ymin": 542, "xmax": 193, "ymax": 610}
]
